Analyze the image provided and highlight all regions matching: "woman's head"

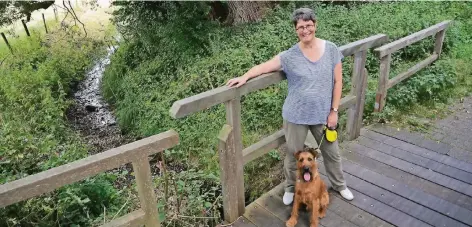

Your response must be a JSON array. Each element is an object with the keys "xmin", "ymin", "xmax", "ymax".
[{"xmin": 292, "ymin": 8, "xmax": 317, "ymax": 43}]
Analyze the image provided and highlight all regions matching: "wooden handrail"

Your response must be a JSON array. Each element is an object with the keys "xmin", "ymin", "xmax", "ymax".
[
  {"xmin": 374, "ymin": 20, "xmax": 451, "ymax": 112},
  {"xmin": 0, "ymin": 130, "xmax": 180, "ymax": 227},
  {"xmin": 170, "ymin": 34, "xmax": 388, "ymax": 119},
  {"xmin": 374, "ymin": 20, "xmax": 451, "ymax": 58}
]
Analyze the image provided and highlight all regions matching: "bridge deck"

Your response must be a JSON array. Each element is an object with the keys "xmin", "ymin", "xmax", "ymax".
[{"xmin": 232, "ymin": 98, "xmax": 472, "ymax": 227}]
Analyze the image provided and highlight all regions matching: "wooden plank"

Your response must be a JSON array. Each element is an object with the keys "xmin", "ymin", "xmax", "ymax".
[
  {"xmin": 360, "ymin": 129, "xmax": 472, "ymax": 174},
  {"xmin": 357, "ymin": 136, "xmax": 472, "ymax": 184},
  {"xmin": 268, "ymin": 183, "xmax": 392, "ymax": 227},
  {"xmin": 387, "ymin": 54, "xmax": 438, "ymax": 89},
  {"xmin": 100, "ymin": 209, "xmax": 146, "ymax": 227},
  {"xmin": 319, "ymin": 175, "xmax": 428, "ymax": 227},
  {"xmin": 225, "ymin": 216, "xmax": 257, "ymax": 227},
  {"xmin": 42, "ymin": 13, "xmax": 48, "ymax": 34},
  {"xmin": 434, "ymin": 28, "xmax": 446, "ymax": 56},
  {"xmin": 346, "ymin": 48, "xmax": 368, "ymax": 140},
  {"xmin": 170, "ymin": 35, "xmax": 388, "ymax": 119},
  {"xmin": 448, "ymin": 146, "xmax": 472, "ymax": 164},
  {"xmin": 369, "ymin": 124, "xmax": 451, "ymax": 154},
  {"xmin": 339, "ymin": 34, "xmax": 389, "ymax": 57},
  {"xmin": 257, "ymin": 189, "xmax": 357, "ymax": 227},
  {"xmin": 218, "ymin": 124, "xmax": 245, "ymax": 223},
  {"xmin": 375, "ymin": 20, "xmax": 452, "ymax": 58},
  {"xmin": 339, "ymin": 143, "xmax": 472, "ymax": 211},
  {"xmin": 170, "ymin": 71, "xmax": 285, "ymax": 119},
  {"xmin": 243, "ymin": 129, "xmax": 285, "ymax": 165},
  {"xmin": 132, "ymin": 156, "xmax": 160, "ymax": 227},
  {"xmin": 345, "ymin": 142, "xmax": 472, "ymax": 197},
  {"xmin": 337, "ymin": 157, "xmax": 472, "ymax": 225},
  {"xmin": 244, "ymin": 203, "xmax": 286, "ymax": 227},
  {"xmin": 318, "ymin": 163, "xmax": 468, "ymax": 227},
  {"xmin": 0, "ymin": 130, "xmax": 179, "ymax": 208},
  {"xmin": 374, "ymin": 54, "xmax": 391, "ymax": 112}
]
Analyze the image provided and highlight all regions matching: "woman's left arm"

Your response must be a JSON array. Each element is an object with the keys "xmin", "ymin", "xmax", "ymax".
[{"xmin": 328, "ymin": 62, "xmax": 343, "ymax": 128}]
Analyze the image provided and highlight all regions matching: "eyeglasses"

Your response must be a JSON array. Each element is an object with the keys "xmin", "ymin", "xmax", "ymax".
[{"xmin": 296, "ymin": 24, "xmax": 314, "ymax": 32}]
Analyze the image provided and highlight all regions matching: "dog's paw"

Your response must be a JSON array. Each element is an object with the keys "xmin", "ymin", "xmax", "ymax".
[
  {"xmin": 286, "ymin": 218, "xmax": 297, "ymax": 227},
  {"xmin": 319, "ymin": 212, "xmax": 326, "ymax": 218}
]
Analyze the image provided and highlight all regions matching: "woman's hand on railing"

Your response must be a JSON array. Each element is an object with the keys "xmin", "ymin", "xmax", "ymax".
[{"xmin": 226, "ymin": 76, "xmax": 248, "ymax": 88}]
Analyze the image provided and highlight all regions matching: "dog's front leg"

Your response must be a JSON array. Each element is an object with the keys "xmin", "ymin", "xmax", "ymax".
[
  {"xmin": 286, "ymin": 194, "xmax": 300, "ymax": 227},
  {"xmin": 310, "ymin": 199, "xmax": 320, "ymax": 227}
]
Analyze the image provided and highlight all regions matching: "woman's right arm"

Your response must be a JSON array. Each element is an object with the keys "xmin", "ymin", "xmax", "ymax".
[{"xmin": 226, "ymin": 54, "xmax": 282, "ymax": 88}]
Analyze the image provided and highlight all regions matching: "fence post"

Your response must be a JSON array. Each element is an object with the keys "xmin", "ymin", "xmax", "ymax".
[
  {"xmin": 1, "ymin": 33, "xmax": 13, "ymax": 54},
  {"xmin": 374, "ymin": 53, "xmax": 391, "ymax": 112},
  {"xmin": 346, "ymin": 50, "xmax": 368, "ymax": 140},
  {"xmin": 434, "ymin": 29, "xmax": 446, "ymax": 56},
  {"xmin": 54, "ymin": 8, "xmax": 58, "ymax": 22},
  {"xmin": 218, "ymin": 96, "xmax": 245, "ymax": 223},
  {"xmin": 132, "ymin": 156, "xmax": 161, "ymax": 227},
  {"xmin": 42, "ymin": 13, "xmax": 48, "ymax": 34},
  {"xmin": 21, "ymin": 20, "xmax": 30, "ymax": 37}
]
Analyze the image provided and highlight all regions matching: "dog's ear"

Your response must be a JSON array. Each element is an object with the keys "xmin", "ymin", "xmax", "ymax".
[
  {"xmin": 294, "ymin": 150, "xmax": 302, "ymax": 159},
  {"xmin": 306, "ymin": 147, "xmax": 319, "ymax": 159}
]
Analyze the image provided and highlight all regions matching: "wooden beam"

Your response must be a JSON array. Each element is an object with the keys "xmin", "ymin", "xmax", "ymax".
[
  {"xmin": 169, "ymin": 34, "xmax": 388, "ymax": 119},
  {"xmin": 434, "ymin": 29, "xmax": 447, "ymax": 56},
  {"xmin": 347, "ymin": 50, "xmax": 368, "ymax": 140},
  {"xmin": 374, "ymin": 54, "xmax": 392, "ymax": 112},
  {"xmin": 375, "ymin": 20, "xmax": 452, "ymax": 58},
  {"xmin": 1, "ymin": 32, "xmax": 12, "ymax": 54},
  {"xmin": 387, "ymin": 54, "xmax": 438, "ymax": 89},
  {"xmin": 170, "ymin": 71, "xmax": 286, "ymax": 119},
  {"xmin": 100, "ymin": 209, "xmax": 146, "ymax": 227},
  {"xmin": 0, "ymin": 130, "xmax": 179, "ymax": 208},
  {"xmin": 21, "ymin": 20, "xmax": 30, "ymax": 37},
  {"xmin": 218, "ymin": 124, "xmax": 245, "ymax": 223},
  {"xmin": 339, "ymin": 95, "xmax": 357, "ymax": 111},
  {"xmin": 132, "ymin": 156, "xmax": 160, "ymax": 227},
  {"xmin": 243, "ymin": 129, "xmax": 285, "ymax": 165},
  {"xmin": 339, "ymin": 34, "xmax": 388, "ymax": 57}
]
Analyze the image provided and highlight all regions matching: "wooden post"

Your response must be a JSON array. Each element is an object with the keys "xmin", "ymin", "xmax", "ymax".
[
  {"xmin": 54, "ymin": 8, "xmax": 58, "ymax": 22},
  {"xmin": 21, "ymin": 20, "xmax": 30, "ymax": 37},
  {"xmin": 1, "ymin": 33, "xmax": 12, "ymax": 54},
  {"xmin": 132, "ymin": 156, "xmax": 160, "ymax": 227},
  {"xmin": 42, "ymin": 13, "xmax": 48, "ymax": 34},
  {"xmin": 218, "ymin": 96, "xmax": 245, "ymax": 223},
  {"xmin": 347, "ymin": 50, "xmax": 368, "ymax": 140},
  {"xmin": 374, "ymin": 53, "xmax": 391, "ymax": 112},
  {"xmin": 434, "ymin": 29, "xmax": 446, "ymax": 56}
]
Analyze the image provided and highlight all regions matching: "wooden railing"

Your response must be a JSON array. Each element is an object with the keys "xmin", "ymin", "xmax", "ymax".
[
  {"xmin": 373, "ymin": 20, "xmax": 452, "ymax": 112},
  {"xmin": 170, "ymin": 34, "xmax": 389, "ymax": 223},
  {"xmin": 0, "ymin": 130, "xmax": 179, "ymax": 227}
]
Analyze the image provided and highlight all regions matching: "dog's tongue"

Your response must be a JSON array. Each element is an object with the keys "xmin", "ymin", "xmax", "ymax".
[{"xmin": 303, "ymin": 172, "xmax": 311, "ymax": 181}]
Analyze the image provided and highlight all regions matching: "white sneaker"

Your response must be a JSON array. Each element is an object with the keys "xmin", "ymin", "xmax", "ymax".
[
  {"xmin": 339, "ymin": 188, "xmax": 354, "ymax": 200},
  {"xmin": 283, "ymin": 192, "xmax": 294, "ymax": 205}
]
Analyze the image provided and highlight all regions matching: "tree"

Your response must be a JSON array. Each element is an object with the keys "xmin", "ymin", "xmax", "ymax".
[
  {"xmin": 0, "ymin": 1, "xmax": 54, "ymax": 27},
  {"xmin": 225, "ymin": 1, "xmax": 271, "ymax": 25}
]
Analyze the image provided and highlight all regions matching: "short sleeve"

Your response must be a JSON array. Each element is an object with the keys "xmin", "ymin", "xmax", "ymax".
[
  {"xmin": 332, "ymin": 43, "xmax": 344, "ymax": 67},
  {"xmin": 278, "ymin": 50, "xmax": 288, "ymax": 71}
]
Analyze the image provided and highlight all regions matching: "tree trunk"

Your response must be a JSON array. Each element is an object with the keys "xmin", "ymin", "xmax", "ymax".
[{"xmin": 226, "ymin": 1, "xmax": 269, "ymax": 25}]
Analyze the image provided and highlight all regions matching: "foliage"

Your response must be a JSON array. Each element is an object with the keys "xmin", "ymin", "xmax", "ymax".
[
  {"xmin": 0, "ymin": 26, "xmax": 127, "ymax": 226},
  {"xmin": 0, "ymin": 1, "xmax": 54, "ymax": 26},
  {"xmin": 101, "ymin": 1, "xmax": 471, "ymax": 226}
]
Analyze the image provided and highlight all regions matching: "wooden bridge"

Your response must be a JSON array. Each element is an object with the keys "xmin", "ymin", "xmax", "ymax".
[{"xmin": 2, "ymin": 20, "xmax": 472, "ymax": 227}]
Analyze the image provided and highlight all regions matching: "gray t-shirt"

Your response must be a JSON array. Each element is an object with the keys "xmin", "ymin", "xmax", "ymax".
[{"xmin": 279, "ymin": 40, "xmax": 343, "ymax": 125}]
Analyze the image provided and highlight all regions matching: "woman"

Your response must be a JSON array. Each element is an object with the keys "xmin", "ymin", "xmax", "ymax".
[{"xmin": 226, "ymin": 8, "xmax": 354, "ymax": 204}]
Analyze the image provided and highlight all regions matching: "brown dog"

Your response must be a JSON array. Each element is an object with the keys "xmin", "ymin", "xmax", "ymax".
[{"xmin": 286, "ymin": 147, "xmax": 329, "ymax": 227}]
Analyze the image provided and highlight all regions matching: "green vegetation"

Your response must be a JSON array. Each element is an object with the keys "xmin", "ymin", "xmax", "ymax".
[
  {"xmin": 103, "ymin": 1, "xmax": 472, "ymax": 225},
  {"xmin": 0, "ymin": 16, "xmax": 131, "ymax": 227}
]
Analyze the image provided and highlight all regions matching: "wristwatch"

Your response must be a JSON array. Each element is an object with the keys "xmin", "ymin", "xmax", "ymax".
[{"xmin": 331, "ymin": 107, "xmax": 338, "ymax": 113}]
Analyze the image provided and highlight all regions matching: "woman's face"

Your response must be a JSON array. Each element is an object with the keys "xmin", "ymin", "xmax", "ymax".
[{"xmin": 295, "ymin": 19, "xmax": 316, "ymax": 43}]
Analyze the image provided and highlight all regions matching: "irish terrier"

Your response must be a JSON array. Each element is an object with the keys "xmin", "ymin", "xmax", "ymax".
[{"xmin": 286, "ymin": 147, "xmax": 329, "ymax": 227}]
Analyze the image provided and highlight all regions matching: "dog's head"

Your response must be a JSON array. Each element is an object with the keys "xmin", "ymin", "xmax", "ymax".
[{"xmin": 294, "ymin": 147, "xmax": 320, "ymax": 182}]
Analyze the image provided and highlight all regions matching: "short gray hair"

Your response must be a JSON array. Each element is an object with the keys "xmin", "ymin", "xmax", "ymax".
[{"xmin": 291, "ymin": 8, "xmax": 317, "ymax": 27}]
